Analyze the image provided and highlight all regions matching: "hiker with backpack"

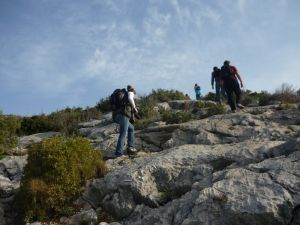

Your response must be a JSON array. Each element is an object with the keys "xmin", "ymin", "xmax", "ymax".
[
  {"xmin": 220, "ymin": 60, "xmax": 244, "ymax": 112},
  {"xmin": 111, "ymin": 85, "xmax": 138, "ymax": 157},
  {"xmin": 194, "ymin": 83, "xmax": 202, "ymax": 100},
  {"xmin": 211, "ymin": 66, "xmax": 226, "ymax": 104}
]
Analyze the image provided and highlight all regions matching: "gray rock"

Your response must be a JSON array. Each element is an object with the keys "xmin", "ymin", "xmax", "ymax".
[
  {"xmin": 0, "ymin": 202, "xmax": 4, "ymax": 225},
  {"xmin": 156, "ymin": 102, "xmax": 171, "ymax": 111},
  {"xmin": 0, "ymin": 155, "xmax": 27, "ymax": 182},
  {"xmin": 60, "ymin": 208, "xmax": 98, "ymax": 225},
  {"xmin": 18, "ymin": 132, "xmax": 59, "ymax": 148},
  {"xmin": 82, "ymin": 138, "xmax": 300, "ymax": 223}
]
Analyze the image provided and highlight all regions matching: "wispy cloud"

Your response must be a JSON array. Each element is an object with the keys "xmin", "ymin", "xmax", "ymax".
[{"xmin": 0, "ymin": 0, "xmax": 299, "ymax": 115}]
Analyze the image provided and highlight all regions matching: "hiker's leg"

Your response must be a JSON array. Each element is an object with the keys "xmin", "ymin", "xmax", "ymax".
[
  {"xmin": 221, "ymin": 85, "xmax": 226, "ymax": 98},
  {"xmin": 127, "ymin": 121, "xmax": 135, "ymax": 148},
  {"xmin": 233, "ymin": 81, "xmax": 242, "ymax": 104},
  {"xmin": 115, "ymin": 114, "xmax": 129, "ymax": 155},
  {"xmin": 224, "ymin": 83, "xmax": 235, "ymax": 111},
  {"xmin": 215, "ymin": 82, "xmax": 221, "ymax": 104}
]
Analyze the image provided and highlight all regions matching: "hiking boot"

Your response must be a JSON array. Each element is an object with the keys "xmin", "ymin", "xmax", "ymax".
[
  {"xmin": 231, "ymin": 110, "xmax": 236, "ymax": 113},
  {"xmin": 126, "ymin": 147, "xmax": 137, "ymax": 154},
  {"xmin": 237, "ymin": 103, "xmax": 245, "ymax": 109}
]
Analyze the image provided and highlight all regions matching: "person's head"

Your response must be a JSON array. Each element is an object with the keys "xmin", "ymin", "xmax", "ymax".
[
  {"xmin": 127, "ymin": 85, "xmax": 136, "ymax": 94},
  {"xmin": 195, "ymin": 83, "xmax": 198, "ymax": 86},
  {"xmin": 224, "ymin": 60, "xmax": 230, "ymax": 66},
  {"xmin": 213, "ymin": 66, "xmax": 218, "ymax": 71}
]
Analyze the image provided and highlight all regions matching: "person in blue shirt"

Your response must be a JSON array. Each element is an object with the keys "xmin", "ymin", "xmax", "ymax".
[{"xmin": 194, "ymin": 83, "xmax": 202, "ymax": 100}]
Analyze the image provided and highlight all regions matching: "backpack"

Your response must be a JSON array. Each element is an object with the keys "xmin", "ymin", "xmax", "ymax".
[
  {"xmin": 109, "ymin": 89, "xmax": 128, "ymax": 110},
  {"xmin": 221, "ymin": 65, "xmax": 236, "ymax": 80}
]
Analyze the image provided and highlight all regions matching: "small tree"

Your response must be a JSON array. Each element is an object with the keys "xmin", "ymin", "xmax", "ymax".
[
  {"xmin": 0, "ymin": 113, "xmax": 21, "ymax": 157},
  {"xmin": 15, "ymin": 135, "xmax": 107, "ymax": 223}
]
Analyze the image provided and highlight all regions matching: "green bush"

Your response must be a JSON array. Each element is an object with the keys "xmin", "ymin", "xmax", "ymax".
[
  {"xmin": 193, "ymin": 101, "xmax": 206, "ymax": 109},
  {"xmin": 161, "ymin": 110, "xmax": 192, "ymax": 124},
  {"xmin": 96, "ymin": 97, "xmax": 112, "ymax": 113},
  {"xmin": 202, "ymin": 92, "xmax": 216, "ymax": 101},
  {"xmin": 134, "ymin": 118, "xmax": 153, "ymax": 130},
  {"xmin": 148, "ymin": 89, "xmax": 186, "ymax": 102},
  {"xmin": 241, "ymin": 90, "xmax": 258, "ymax": 106},
  {"xmin": 0, "ymin": 113, "xmax": 21, "ymax": 157},
  {"xmin": 19, "ymin": 107, "xmax": 101, "ymax": 136},
  {"xmin": 257, "ymin": 91, "xmax": 273, "ymax": 106},
  {"xmin": 205, "ymin": 104, "xmax": 227, "ymax": 117},
  {"xmin": 15, "ymin": 135, "xmax": 106, "ymax": 223}
]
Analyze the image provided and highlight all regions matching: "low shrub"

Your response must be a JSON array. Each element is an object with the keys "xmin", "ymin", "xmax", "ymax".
[
  {"xmin": 205, "ymin": 104, "xmax": 227, "ymax": 117},
  {"xmin": 257, "ymin": 91, "xmax": 273, "ymax": 106},
  {"xmin": 202, "ymin": 92, "xmax": 216, "ymax": 101},
  {"xmin": 277, "ymin": 102, "xmax": 296, "ymax": 110},
  {"xmin": 19, "ymin": 107, "xmax": 101, "ymax": 136},
  {"xmin": 15, "ymin": 135, "xmax": 106, "ymax": 224},
  {"xmin": 96, "ymin": 97, "xmax": 112, "ymax": 113},
  {"xmin": 148, "ymin": 89, "xmax": 186, "ymax": 102},
  {"xmin": 0, "ymin": 113, "xmax": 21, "ymax": 157},
  {"xmin": 193, "ymin": 100, "xmax": 206, "ymax": 109},
  {"xmin": 273, "ymin": 83, "xmax": 300, "ymax": 103},
  {"xmin": 161, "ymin": 110, "xmax": 192, "ymax": 124}
]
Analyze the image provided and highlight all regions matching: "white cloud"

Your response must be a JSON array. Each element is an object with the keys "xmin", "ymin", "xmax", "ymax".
[{"xmin": 143, "ymin": 7, "xmax": 171, "ymax": 46}]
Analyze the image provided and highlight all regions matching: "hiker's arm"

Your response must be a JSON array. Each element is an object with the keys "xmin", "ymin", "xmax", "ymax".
[
  {"xmin": 211, "ymin": 73, "xmax": 214, "ymax": 89},
  {"xmin": 235, "ymin": 72, "xmax": 244, "ymax": 88},
  {"xmin": 128, "ymin": 92, "xmax": 138, "ymax": 112}
]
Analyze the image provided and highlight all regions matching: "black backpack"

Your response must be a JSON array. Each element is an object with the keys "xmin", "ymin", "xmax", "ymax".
[{"xmin": 109, "ymin": 89, "xmax": 128, "ymax": 110}]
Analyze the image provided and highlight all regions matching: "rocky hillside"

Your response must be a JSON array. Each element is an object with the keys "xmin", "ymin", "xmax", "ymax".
[{"xmin": 1, "ymin": 101, "xmax": 300, "ymax": 225}]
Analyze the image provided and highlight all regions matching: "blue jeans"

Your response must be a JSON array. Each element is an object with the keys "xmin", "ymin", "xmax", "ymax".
[
  {"xmin": 215, "ymin": 81, "xmax": 226, "ymax": 104},
  {"xmin": 115, "ymin": 113, "xmax": 135, "ymax": 155}
]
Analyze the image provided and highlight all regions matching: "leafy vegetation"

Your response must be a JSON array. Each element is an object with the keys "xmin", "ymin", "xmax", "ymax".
[
  {"xmin": 205, "ymin": 104, "xmax": 227, "ymax": 117},
  {"xmin": 161, "ymin": 109, "xmax": 192, "ymax": 124},
  {"xmin": 148, "ymin": 89, "xmax": 186, "ymax": 102},
  {"xmin": 18, "ymin": 107, "xmax": 101, "ymax": 136},
  {"xmin": 15, "ymin": 135, "xmax": 106, "ymax": 224},
  {"xmin": 0, "ymin": 113, "xmax": 21, "ymax": 157},
  {"xmin": 96, "ymin": 97, "xmax": 111, "ymax": 113}
]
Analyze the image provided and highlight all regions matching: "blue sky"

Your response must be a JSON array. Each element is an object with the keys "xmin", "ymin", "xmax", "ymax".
[{"xmin": 1, "ymin": 0, "xmax": 299, "ymax": 116}]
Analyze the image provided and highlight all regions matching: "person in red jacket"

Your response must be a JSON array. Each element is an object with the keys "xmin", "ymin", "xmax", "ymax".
[{"xmin": 220, "ymin": 60, "xmax": 244, "ymax": 112}]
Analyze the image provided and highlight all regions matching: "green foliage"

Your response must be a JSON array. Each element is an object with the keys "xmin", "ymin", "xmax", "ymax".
[
  {"xmin": 96, "ymin": 97, "xmax": 112, "ymax": 113},
  {"xmin": 161, "ymin": 110, "xmax": 192, "ymax": 124},
  {"xmin": 148, "ymin": 89, "xmax": 186, "ymax": 102},
  {"xmin": 205, "ymin": 104, "xmax": 227, "ymax": 117},
  {"xmin": 0, "ymin": 114, "xmax": 21, "ymax": 157},
  {"xmin": 134, "ymin": 95, "xmax": 159, "ymax": 130},
  {"xmin": 193, "ymin": 101, "xmax": 206, "ymax": 109},
  {"xmin": 202, "ymin": 92, "xmax": 216, "ymax": 101},
  {"xmin": 15, "ymin": 135, "xmax": 106, "ymax": 223},
  {"xmin": 256, "ymin": 91, "xmax": 273, "ymax": 106},
  {"xmin": 19, "ymin": 107, "xmax": 101, "ymax": 136},
  {"xmin": 241, "ymin": 90, "xmax": 258, "ymax": 106}
]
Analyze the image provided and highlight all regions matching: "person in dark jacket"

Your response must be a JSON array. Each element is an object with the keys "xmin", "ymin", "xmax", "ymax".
[
  {"xmin": 211, "ymin": 66, "xmax": 226, "ymax": 104},
  {"xmin": 221, "ymin": 60, "xmax": 244, "ymax": 112}
]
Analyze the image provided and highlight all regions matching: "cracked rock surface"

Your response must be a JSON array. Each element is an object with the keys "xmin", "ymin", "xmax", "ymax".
[{"xmin": 78, "ymin": 106, "xmax": 300, "ymax": 225}]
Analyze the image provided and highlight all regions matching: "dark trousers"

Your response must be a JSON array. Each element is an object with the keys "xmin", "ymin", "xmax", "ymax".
[{"xmin": 224, "ymin": 80, "xmax": 241, "ymax": 111}]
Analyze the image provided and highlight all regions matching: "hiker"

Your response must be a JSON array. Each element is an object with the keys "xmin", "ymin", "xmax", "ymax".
[
  {"xmin": 194, "ymin": 84, "xmax": 202, "ymax": 100},
  {"xmin": 185, "ymin": 94, "xmax": 191, "ymax": 100},
  {"xmin": 211, "ymin": 66, "xmax": 226, "ymax": 104},
  {"xmin": 220, "ymin": 60, "xmax": 244, "ymax": 112},
  {"xmin": 112, "ymin": 85, "xmax": 138, "ymax": 157}
]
